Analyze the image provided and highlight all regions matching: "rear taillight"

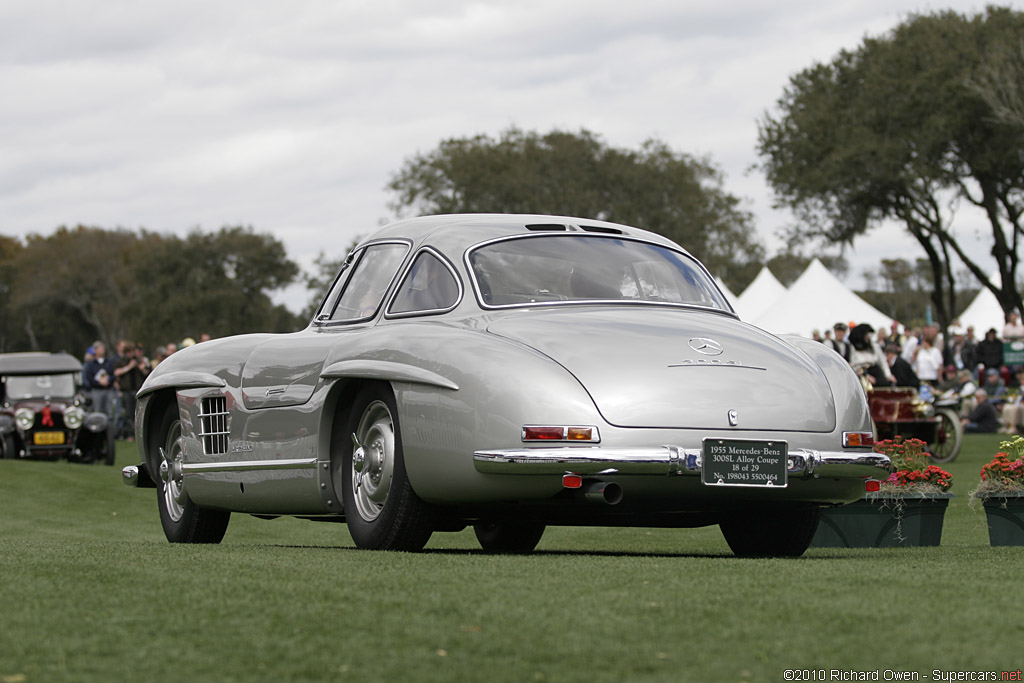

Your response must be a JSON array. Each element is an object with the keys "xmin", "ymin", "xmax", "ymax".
[
  {"xmin": 843, "ymin": 431, "xmax": 874, "ymax": 448},
  {"xmin": 522, "ymin": 426, "xmax": 599, "ymax": 443}
]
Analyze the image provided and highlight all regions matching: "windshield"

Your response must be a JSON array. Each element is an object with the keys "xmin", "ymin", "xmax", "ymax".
[
  {"xmin": 468, "ymin": 235, "xmax": 730, "ymax": 311},
  {"xmin": 4, "ymin": 374, "xmax": 77, "ymax": 400}
]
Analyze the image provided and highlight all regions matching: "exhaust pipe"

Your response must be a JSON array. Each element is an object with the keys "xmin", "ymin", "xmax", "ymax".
[{"xmin": 584, "ymin": 481, "xmax": 623, "ymax": 505}]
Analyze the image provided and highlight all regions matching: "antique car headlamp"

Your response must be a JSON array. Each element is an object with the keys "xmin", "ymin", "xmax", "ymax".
[
  {"xmin": 64, "ymin": 406, "xmax": 84, "ymax": 429},
  {"xmin": 15, "ymin": 407, "xmax": 35, "ymax": 431}
]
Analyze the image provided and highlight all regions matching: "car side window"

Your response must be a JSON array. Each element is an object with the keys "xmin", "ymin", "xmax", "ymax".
[
  {"xmin": 328, "ymin": 243, "xmax": 409, "ymax": 322},
  {"xmin": 389, "ymin": 251, "xmax": 460, "ymax": 315}
]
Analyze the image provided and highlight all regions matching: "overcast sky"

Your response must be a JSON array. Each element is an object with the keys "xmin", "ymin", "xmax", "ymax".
[{"xmin": 0, "ymin": 0, "xmax": 1010, "ymax": 310}]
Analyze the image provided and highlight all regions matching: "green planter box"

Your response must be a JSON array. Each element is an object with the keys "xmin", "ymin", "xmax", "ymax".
[
  {"xmin": 811, "ymin": 492, "xmax": 955, "ymax": 548},
  {"xmin": 981, "ymin": 492, "xmax": 1024, "ymax": 546}
]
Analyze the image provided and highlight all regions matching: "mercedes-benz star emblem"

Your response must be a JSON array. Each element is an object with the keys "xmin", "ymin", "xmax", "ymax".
[{"xmin": 688, "ymin": 338, "xmax": 724, "ymax": 356}]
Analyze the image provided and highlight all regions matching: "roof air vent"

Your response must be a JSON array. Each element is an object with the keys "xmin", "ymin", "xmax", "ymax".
[
  {"xmin": 579, "ymin": 225, "xmax": 623, "ymax": 235},
  {"xmin": 525, "ymin": 224, "xmax": 568, "ymax": 231}
]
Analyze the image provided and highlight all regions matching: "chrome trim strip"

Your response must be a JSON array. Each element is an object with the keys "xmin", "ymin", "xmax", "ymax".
[
  {"xmin": 182, "ymin": 457, "xmax": 318, "ymax": 474},
  {"xmin": 472, "ymin": 446, "xmax": 891, "ymax": 478}
]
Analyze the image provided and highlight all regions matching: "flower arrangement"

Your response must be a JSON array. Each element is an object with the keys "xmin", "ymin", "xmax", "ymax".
[
  {"xmin": 873, "ymin": 436, "xmax": 953, "ymax": 494},
  {"xmin": 971, "ymin": 435, "xmax": 1024, "ymax": 499}
]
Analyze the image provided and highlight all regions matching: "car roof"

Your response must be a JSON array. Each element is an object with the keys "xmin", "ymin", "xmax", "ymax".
[
  {"xmin": 361, "ymin": 214, "xmax": 685, "ymax": 254},
  {"xmin": 0, "ymin": 352, "xmax": 83, "ymax": 376}
]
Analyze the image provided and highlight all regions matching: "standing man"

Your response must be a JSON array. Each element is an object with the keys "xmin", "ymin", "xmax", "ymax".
[
  {"xmin": 114, "ymin": 342, "xmax": 151, "ymax": 441},
  {"xmin": 82, "ymin": 341, "xmax": 117, "ymax": 419},
  {"xmin": 911, "ymin": 335, "xmax": 944, "ymax": 386},
  {"xmin": 825, "ymin": 322, "xmax": 852, "ymax": 362},
  {"xmin": 885, "ymin": 344, "xmax": 919, "ymax": 387}
]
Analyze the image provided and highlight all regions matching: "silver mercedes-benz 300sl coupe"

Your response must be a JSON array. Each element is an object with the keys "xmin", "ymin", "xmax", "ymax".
[{"xmin": 123, "ymin": 214, "xmax": 890, "ymax": 556}]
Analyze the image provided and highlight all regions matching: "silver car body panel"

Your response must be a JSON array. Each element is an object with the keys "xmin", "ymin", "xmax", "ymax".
[{"xmin": 133, "ymin": 214, "xmax": 885, "ymax": 519}]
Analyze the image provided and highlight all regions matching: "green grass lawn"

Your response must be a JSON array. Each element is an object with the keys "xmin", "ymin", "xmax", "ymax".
[{"xmin": 2, "ymin": 435, "xmax": 1023, "ymax": 683}]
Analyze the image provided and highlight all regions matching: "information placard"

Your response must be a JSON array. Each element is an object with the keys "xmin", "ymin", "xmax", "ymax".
[{"xmin": 701, "ymin": 439, "xmax": 788, "ymax": 487}]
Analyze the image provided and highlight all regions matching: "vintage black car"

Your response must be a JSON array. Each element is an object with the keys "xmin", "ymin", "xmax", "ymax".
[{"xmin": 0, "ymin": 352, "xmax": 114, "ymax": 465}]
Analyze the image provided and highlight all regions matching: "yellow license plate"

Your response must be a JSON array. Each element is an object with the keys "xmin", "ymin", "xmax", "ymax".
[{"xmin": 33, "ymin": 431, "xmax": 65, "ymax": 445}]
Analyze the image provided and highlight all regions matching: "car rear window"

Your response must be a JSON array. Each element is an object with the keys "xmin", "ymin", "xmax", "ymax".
[{"xmin": 467, "ymin": 235, "xmax": 730, "ymax": 311}]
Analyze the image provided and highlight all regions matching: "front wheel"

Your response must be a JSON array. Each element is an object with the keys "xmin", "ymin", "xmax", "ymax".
[
  {"xmin": 99, "ymin": 424, "xmax": 116, "ymax": 466},
  {"xmin": 928, "ymin": 408, "xmax": 963, "ymax": 464},
  {"xmin": 1, "ymin": 433, "xmax": 16, "ymax": 459},
  {"xmin": 340, "ymin": 385, "xmax": 433, "ymax": 551},
  {"xmin": 719, "ymin": 505, "xmax": 821, "ymax": 557},
  {"xmin": 474, "ymin": 522, "xmax": 545, "ymax": 554},
  {"xmin": 155, "ymin": 406, "xmax": 230, "ymax": 543}
]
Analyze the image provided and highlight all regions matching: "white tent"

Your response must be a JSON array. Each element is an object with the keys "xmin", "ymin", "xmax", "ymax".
[
  {"xmin": 958, "ymin": 274, "xmax": 1009, "ymax": 335},
  {"xmin": 734, "ymin": 266, "xmax": 787, "ymax": 321},
  {"xmin": 715, "ymin": 277, "xmax": 741, "ymax": 312},
  {"xmin": 750, "ymin": 259, "xmax": 895, "ymax": 337}
]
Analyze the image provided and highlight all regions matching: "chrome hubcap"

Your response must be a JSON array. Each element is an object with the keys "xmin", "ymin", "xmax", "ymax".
[
  {"xmin": 161, "ymin": 423, "xmax": 187, "ymax": 522},
  {"xmin": 350, "ymin": 400, "xmax": 395, "ymax": 522}
]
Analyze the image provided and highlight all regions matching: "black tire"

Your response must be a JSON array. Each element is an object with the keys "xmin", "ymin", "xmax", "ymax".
[
  {"xmin": 927, "ymin": 408, "xmax": 963, "ymax": 464},
  {"xmin": 340, "ymin": 384, "xmax": 433, "ymax": 551},
  {"xmin": 103, "ymin": 423, "xmax": 115, "ymax": 466},
  {"xmin": 101, "ymin": 424, "xmax": 116, "ymax": 466},
  {"xmin": 1, "ymin": 433, "xmax": 16, "ymax": 459},
  {"xmin": 474, "ymin": 521, "xmax": 546, "ymax": 554},
  {"xmin": 155, "ymin": 405, "xmax": 230, "ymax": 544},
  {"xmin": 719, "ymin": 505, "xmax": 821, "ymax": 558}
]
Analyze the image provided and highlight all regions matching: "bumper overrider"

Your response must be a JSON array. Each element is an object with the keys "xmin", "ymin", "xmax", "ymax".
[{"xmin": 473, "ymin": 445, "xmax": 891, "ymax": 480}]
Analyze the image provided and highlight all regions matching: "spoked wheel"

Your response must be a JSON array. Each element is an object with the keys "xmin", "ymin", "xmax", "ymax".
[
  {"xmin": 156, "ymin": 406, "xmax": 230, "ymax": 544},
  {"xmin": 341, "ymin": 385, "xmax": 433, "ymax": 551},
  {"xmin": 474, "ymin": 521, "xmax": 546, "ymax": 554},
  {"xmin": 719, "ymin": 505, "xmax": 821, "ymax": 558},
  {"xmin": 928, "ymin": 408, "xmax": 963, "ymax": 464}
]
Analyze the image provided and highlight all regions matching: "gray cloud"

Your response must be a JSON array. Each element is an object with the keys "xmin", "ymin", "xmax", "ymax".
[{"xmin": 0, "ymin": 0, "xmax": 1002, "ymax": 310}]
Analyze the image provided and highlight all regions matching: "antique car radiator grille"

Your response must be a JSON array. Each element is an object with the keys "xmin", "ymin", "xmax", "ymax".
[{"xmin": 199, "ymin": 396, "xmax": 230, "ymax": 455}]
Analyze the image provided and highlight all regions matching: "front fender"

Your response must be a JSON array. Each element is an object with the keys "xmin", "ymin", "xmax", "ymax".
[{"xmin": 136, "ymin": 370, "xmax": 226, "ymax": 400}]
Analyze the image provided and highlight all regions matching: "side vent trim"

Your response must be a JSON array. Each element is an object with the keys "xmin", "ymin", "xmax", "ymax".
[{"xmin": 198, "ymin": 396, "xmax": 229, "ymax": 455}]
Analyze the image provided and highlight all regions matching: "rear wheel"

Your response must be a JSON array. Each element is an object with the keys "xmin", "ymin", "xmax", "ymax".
[
  {"xmin": 156, "ymin": 405, "xmax": 230, "ymax": 543},
  {"xmin": 474, "ymin": 521, "xmax": 546, "ymax": 554},
  {"xmin": 927, "ymin": 408, "xmax": 963, "ymax": 464},
  {"xmin": 341, "ymin": 384, "xmax": 433, "ymax": 551},
  {"xmin": 719, "ymin": 505, "xmax": 821, "ymax": 557}
]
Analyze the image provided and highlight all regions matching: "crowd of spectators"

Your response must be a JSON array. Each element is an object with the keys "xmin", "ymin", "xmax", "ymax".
[
  {"xmin": 80, "ymin": 334, "xmax": 211, "ymax": 440},
  {"xmin": 814, "ymin": 311, "xmax": 1024, "ymax": 435}
]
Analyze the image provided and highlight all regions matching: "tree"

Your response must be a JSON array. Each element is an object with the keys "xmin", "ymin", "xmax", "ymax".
[
  {"xmin": 124, "ymin": 227, "xmax": 301, "ymax": 349},
  {"xmin": 387, "ymin": 127, "xmax": 764, "ymax": 289},
  {"xmin": 757, "ymin": 7, "xmax": 1024, "ymax": 330},
  {"xmin": 0, "ymin": 235, "xmax": 24, "ymax": 352},
  {"xmin": 0, "ymin": 226, "xmax": 301, "ymax": 355},
  {"xmin": 7, "ymin": 226, "xmax": 140, "ymax": 354}
]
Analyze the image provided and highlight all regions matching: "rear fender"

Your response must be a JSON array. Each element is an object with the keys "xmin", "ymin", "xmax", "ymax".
[{"xmin": 784, "ymin": 335, "xmax": 871, "ymax": 432}]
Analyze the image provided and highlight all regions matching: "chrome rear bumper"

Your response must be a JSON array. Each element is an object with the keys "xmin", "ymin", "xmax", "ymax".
[{"xmin": 473, "ymin": 445, "xmax": 891, "ymax": 479}]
